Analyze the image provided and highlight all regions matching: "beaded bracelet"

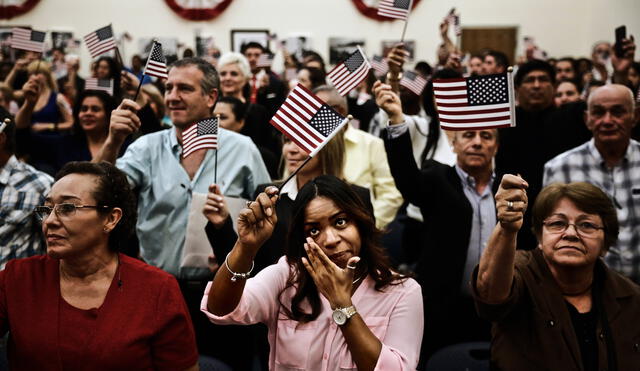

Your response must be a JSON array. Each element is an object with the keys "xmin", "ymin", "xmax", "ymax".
[{"xmin": 224, "ymin": 252, "xmax": 254, "ymax": 282}]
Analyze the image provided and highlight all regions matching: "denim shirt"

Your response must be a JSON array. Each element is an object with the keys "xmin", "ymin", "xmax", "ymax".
[{"xmin": 116, "ymin": 127, "xmax": 271, "ymax": 279}]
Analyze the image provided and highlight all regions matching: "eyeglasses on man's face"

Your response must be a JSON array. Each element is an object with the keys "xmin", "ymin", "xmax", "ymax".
[
  {"xmin": 542, "ymin": 218, "xmax": 604, "ymax": 237},
  {"xmin": 35, "ymin": 203, "xmax": 109, "ymax": 221}
]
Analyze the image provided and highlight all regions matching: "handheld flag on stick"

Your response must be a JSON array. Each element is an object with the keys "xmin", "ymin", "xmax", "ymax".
[
  {"xmin": 84, "ymin": 25, "xmax": 116, "ymax": 58},
  {"xmin": 143, "ymin": 41, "xmax": 168, "ymax": 79},
  {"xmin": 182, "ymin": 117, "xmax": 218, "ymax": 158},
  {"xmin": 433, "ymin": 71, "xmax": 516, "ymax": 131},
  {"xmin": 85, "ymin": 78, "xmax": 114, "ymax": 95},
  {"xmin": 270, "ymin": 84, "xmax": 351, "ymax": 190},
  {"xmin": 0, "ymin": 118, "xmax": 9, "ymax": 134},
  {"xmin": 371, "ymin": 55, "xmax": 389, "ymax": 77},
  {"xmin": 11, "ymin": 28, "xmax": 45, "ymax": 53},
  {"xmin": 270, "ymin": 84, "xmax": 349, "ymax": 157},
  {"xmin": 400, "ymin": 71, "xmax": 428, "ymax": 96},
  {"xmin": 133, "ymin": 41, "xmax": 168, "ymax": 102},
  {"xmin": 327, "ymin": 46, "xmax": 372, "ymax": 97}
]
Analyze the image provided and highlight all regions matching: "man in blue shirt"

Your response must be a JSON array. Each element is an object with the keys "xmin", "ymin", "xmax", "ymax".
[{"xmin": 94, "ymin": 57, "xmax": 271, "ymax": 367}]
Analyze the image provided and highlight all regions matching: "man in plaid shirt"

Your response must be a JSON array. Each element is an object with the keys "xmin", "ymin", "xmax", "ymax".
[
  {"xmin": 543, "ymin": 84, "xmax": 640, "ymax": 283},
  {"xmin": 0, "ymin": 118, "xmax": 52, "ymax": 268}
]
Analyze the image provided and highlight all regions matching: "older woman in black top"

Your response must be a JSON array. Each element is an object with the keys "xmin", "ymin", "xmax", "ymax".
[{"xmin": 474, "ymin": 178, "xmax": 640, "ymax": 370}]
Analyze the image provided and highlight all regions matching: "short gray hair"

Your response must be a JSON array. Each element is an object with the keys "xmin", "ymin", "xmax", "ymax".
[
  {"xmin": 170, "ymin": 57, "xmax": 219, "ymax": 96},
  {"xmin": 217, "ymin": 52, "xmax": 251, "ymax": 79}
]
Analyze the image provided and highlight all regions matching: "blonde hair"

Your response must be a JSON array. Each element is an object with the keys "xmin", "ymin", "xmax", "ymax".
[
  {"xmin": 27, "ymin": 60, "xmax": 57, "ymax": 91},
  {"xmin": 281, "ymin": 128, "xmax": 346, "ymax": 180}
]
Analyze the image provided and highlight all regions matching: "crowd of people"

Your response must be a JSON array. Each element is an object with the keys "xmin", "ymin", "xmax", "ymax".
[{"xmin": 0, "ymin": 13, "xmax": 639, "ymax": 371}]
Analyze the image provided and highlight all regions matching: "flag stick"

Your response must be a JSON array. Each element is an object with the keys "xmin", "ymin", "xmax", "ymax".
[
  {"xmin": 278, "ymin": 156, "xmax": 312, "ymax": 192},
  {"xmin": 400, "ymin": 0, "xmax": 413, "ymax": 42},
  {"xmin": 132, "ymin": 77, "xmax": 144, "ymax": 102},
  {"xmin": 214, "ymin": 114, "xmax": 220, "ymax": 184}
]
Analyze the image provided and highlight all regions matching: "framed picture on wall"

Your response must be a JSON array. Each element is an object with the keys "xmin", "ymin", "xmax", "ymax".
[
  {"xmin": 382, "ymin": 40, "xmax": 415, "ymax": 61},
  {"xmin": 230, "ymin": 29, "xmax": 270, "ymax": 52}
]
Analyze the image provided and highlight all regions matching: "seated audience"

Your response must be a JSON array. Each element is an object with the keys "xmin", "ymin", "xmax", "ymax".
[
  {"xmin": 202, "ymin": 175, "xmax": 423, "ymax": 370},
  {"xmin": 1, "ymin": 161, "xmax": 198, "ymax": 369},
  {"xmin": 474, "ymin": 178, "xmax": 640, "ymax": 370}
]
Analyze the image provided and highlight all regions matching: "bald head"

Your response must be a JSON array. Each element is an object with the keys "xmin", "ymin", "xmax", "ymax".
[
  {"xmin": 588, "ymin": 84, "xmax": 635, "ymax": 112},
  {"xmin": 586, "ymin": 84, "xmax": 636, "ymax": 149}
]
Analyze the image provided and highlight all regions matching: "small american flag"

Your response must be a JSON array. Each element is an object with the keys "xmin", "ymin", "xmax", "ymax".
[
  {"xmin": 85, "ymin": 78, "xmax": 114, "ymax": 95},
  {"xmin": 10, "ymin": 28, "xmax": 46, "ymax": 53},
  {"xmin": 256, "ymin": 53, "xmax": 274, "ymax": 69},
  {"xmin": 433, "ymin": 72, "xmax": 516, "ymax": 130},
  {"xmin": 327, "ymin": 46, "xmax": 371, "ymax": 96},
  {"xmin": 371, "ymin": 55, "xmax": 388, "ymax": 77},
  {"xmin": 400, "ymin": 71, "xmax": 428, "ymax": 96},
  {"xmin": 84, "ymin": 25, "xmax": 116, "ymax": 58},
  {"xmin": 182, "ymin": 117, "xmax": 218, "ymax": 158},
  {"xmin": 270, "ymin": 84, "xmax": 348, "ymax": 156},
  {"xmin": 377, "ymin": 0, "xmax": 412, "ymax": 20},
  {"xmin": 144, "ymin": 41, "xmax": 168, "ymax": 79},
  {"xmin": 447, "ymin": 9, "xmax": 462, "ymax": 37}
]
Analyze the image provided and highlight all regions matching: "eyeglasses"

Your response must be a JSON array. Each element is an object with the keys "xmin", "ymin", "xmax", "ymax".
[
  {"xmin": 543, "ymin": 219, "xmax": 604, "ymax": 237},
  {"xmin": 34, "ymin": 203, "xmax": 109, "ymax": 221}
]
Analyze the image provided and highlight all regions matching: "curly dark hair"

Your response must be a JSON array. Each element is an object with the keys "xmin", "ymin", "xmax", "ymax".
[
  {"xmin": 280, "ymin": 175, "xmax": 406, "ymax": 323},
  {"xmin": 55, "ymin": 161, "xmax": 136, "ymax": 252}
]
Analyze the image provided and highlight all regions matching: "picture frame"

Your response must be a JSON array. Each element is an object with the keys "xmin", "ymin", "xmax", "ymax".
[{"xmin": 230, "ymin": 29, "xmax": 270, "ymax": 53}]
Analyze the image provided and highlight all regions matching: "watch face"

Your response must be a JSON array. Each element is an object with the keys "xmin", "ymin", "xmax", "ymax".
[{"xmin": 332, "ymin": 309, "xmax": 347, "ymax": 325}]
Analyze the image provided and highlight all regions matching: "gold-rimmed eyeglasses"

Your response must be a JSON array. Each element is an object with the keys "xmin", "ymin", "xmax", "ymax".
[{"xmin": 34, "ymin": 203, "xmax": 109, "ymax": 221}]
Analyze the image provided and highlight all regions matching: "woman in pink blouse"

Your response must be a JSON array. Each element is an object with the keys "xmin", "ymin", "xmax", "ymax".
[{"xmin": 202, "ymin": 175, "xmax": 423, "ymax": 370}]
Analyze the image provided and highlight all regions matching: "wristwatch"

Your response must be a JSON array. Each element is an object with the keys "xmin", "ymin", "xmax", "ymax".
[{"xmin": 332, "ymin": 306, "xmax": 357, "ymax": 326}]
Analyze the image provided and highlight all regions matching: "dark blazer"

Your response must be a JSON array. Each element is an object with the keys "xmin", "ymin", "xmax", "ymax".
[{"xmin": 205, "ymin": 180, "xmax": 373, "ymax": 275}]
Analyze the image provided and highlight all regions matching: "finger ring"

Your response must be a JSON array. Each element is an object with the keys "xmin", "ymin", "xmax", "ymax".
[
  {"xmin": 507, "ymin": 201, "xmax": 514, "ymax": 210},
  {"xmin": 245, "ymin": 201, "xmax": 252, "ymax": 208}
]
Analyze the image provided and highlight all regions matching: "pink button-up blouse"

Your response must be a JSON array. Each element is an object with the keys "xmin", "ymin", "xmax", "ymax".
[{"xmin": 201, "ymin": 257, "xmax": 423, "ymax": 371}]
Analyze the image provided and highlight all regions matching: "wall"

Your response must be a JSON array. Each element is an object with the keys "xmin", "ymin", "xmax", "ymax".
[{"xmin": 3, "ymin": 0, "xmax": 639, "ymax": 73}]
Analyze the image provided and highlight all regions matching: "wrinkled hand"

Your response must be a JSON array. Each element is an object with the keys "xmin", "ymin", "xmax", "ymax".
[
  {"xmin": 495, "ymin": 175, "xmax": 529, "ymax": 233},
  {"xmin": 387, "ymin": 43, "xmax": 409, "ymax": 75},
  {"xmin": 236, "ymin": 187, "xmax": 279, "ymax": 256},
  {"xmin": 203, "ymin": 184, "xmax": 230, "ymax": 229},
  {"xmin": 612, "ymin": 36, "xmax": 636, "ymax": 73},
  {"xmin": 22, "ymin": 76, "xmax": 41, "ymax": 104},
  {"xmin": 439, "ymin": 19, "xmax": 450, "ymax": 39},
  {"xmin": 373, "ymin": 80, "xmax": 403, "ymax": 124},
  {"xmin": 109, "ymin": 99, "xmax": 141, "ymax": 143},
  {"xmin": 302, "ymin": 237, "xmax": 360, "ymax": 309}
]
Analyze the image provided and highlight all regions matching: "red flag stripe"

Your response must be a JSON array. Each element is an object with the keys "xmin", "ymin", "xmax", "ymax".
[
  {"xmin": 438, "ymin": 107, "xmax": 510, "ymax": 115},
  {"xmin": 271, "ymin": 117, "xmax": 314, "ymax": 153},
  {"xmin": 276, "ymin": 104, "xmax": 323, "ymax": 143},
  {"xmin": 332, "ymin": 63, "xmax": 369, "ymax": 95},
  {"xmin": 439, "ymin": 115, "xmax": 511, "ymax": 124},
  {"xmin": 441, "ymin": 122, "xmax": 512, "ymax": 131}
]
